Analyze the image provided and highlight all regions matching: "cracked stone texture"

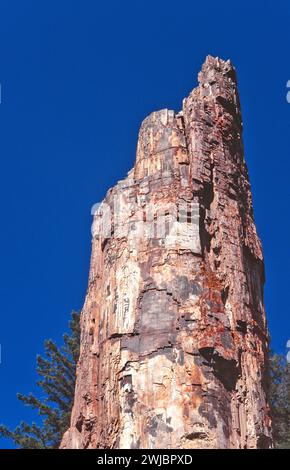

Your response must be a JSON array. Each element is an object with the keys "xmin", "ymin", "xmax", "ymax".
[{"xmin": 61, "ymin": 56, "xmax": 272, "ymax": 449}]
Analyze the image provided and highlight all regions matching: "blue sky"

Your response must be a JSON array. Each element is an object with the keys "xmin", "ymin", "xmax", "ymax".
[{"xmin": 0, "ymin": 0, "xmax": 289, "ymax": 448}]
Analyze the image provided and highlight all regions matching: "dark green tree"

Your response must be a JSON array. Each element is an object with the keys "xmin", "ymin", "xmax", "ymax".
[
  {"xmin": 269, "ymin": 352, "xmax": 290, "ymax": 448},
  {"xmin": 0, "ymin": 311, "xmax": 80, "ymax": 449}
]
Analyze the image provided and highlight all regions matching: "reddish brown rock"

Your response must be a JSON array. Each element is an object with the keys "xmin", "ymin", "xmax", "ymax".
[{"xmin": 61, "ymin": 56, "xmax": 272, "ymax": 449}]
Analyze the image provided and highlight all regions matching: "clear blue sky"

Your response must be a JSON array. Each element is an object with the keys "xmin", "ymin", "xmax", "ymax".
[{"xmin": 0, "ymin": 0, "xmax": 289, "ymax": 448}]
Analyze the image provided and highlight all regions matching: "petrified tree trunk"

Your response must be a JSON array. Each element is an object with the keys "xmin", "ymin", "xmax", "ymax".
[{"xmin": 61, "ymin": 56, "xmax": 272, "ymax": 449}]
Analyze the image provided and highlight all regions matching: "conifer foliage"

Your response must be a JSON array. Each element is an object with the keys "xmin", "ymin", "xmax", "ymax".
[
  {"xmin": 0, "ymin": 311, "xmax": 80, "ymax": 448},
  {"xmin": 268, "ymin": 352, "xmax": 290, "ymax": 448}
]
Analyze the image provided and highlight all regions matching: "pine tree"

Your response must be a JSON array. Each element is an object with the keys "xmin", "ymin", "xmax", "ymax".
[
  {"xmin": 269, "ymin": 352, "xmax": 290, "ymax": 448},
  {"xmin": 0, "ymin": 311, "xmax": 80, "ymax": 449}
]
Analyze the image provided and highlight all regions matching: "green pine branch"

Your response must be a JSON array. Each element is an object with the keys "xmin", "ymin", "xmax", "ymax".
[
  {"xmin": 269, "ymin": 352, "xmax": 290, "ymax": 448},
  {"xmin": 0, "ymin": 311, "xmax": 80, "ymax": 449}
]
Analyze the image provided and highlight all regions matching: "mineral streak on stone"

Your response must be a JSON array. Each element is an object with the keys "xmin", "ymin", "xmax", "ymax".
[{"xmin": 61, "ymin": 56, "xmax": 272, "ymax": 449}]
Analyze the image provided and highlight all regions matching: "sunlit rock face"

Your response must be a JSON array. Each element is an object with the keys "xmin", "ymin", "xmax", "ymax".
[{"xmin": 61, "ymin": 56, "xmax": 272, "ymax": 449}]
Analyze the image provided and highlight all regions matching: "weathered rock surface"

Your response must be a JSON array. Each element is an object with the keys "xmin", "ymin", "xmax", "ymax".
[{"xmin": 61, "ymin": 56, "xmax": 272, "ymax": 449}]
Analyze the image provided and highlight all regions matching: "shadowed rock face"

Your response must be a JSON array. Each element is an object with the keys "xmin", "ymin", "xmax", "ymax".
[{"xmin": 61, "ymin": 56, "xmax": 272, "ymax": 449}]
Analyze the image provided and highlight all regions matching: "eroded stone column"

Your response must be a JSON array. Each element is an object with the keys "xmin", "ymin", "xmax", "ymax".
[{"xmin": 61, "ymin": 56, "xmax": 272, "ymax": 449}]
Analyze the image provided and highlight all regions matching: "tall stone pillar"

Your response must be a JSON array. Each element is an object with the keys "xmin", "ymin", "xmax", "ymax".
[{"xmin": 61, "ymin": 56, "xmax": 272, "ymax": 449}]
